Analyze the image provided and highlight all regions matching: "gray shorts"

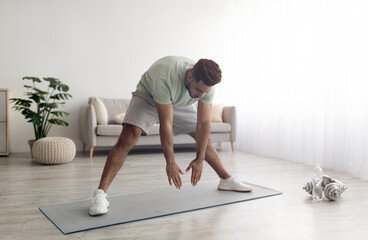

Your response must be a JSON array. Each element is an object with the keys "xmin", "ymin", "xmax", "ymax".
[{"xmin": 123, "ymin": 90, "xmax": 197, "ymax": 136}]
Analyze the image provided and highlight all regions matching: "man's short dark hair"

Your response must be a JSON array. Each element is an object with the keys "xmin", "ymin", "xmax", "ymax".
[{"xmin": 192, "ymin": 59, "xmax": 222, "ymax": 86}]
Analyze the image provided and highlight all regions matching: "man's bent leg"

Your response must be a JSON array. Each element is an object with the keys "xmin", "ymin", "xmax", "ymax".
[
  {"xmin": 189, "ymin": 132, "xmax": 231, "ymax": 179},
  {"xmin": 98, "ymin": 124, "xmax": 142, "ymax": 193},
  {"xmin": 90, "ymin": 124, "xmax": 142, "ymax": 216}
]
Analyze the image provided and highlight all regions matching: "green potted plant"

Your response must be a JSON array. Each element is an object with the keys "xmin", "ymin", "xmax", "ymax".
[{"xmin": 10, "ymin": 77, "xmax": 72, "ymax": 156}]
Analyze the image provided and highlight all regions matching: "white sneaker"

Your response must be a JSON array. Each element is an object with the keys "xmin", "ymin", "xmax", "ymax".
[
  {"xmin": 89, "ymin": 189, "xmax": 110, "ymax": 216},
  {"xmin": 218, "ymin": 175, "xmax": 253, "ymax": 192}
]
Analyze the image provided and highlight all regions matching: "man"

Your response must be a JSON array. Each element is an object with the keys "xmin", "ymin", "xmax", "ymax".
[{"xmin": 89, "ymin": 56, "xmax": 252, "ymax": 216}]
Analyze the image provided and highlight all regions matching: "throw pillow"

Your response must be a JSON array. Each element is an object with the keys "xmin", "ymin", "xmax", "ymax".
[
  {"xmin": 114, "ymin": 113, "xmax": 126, "ymax": 124},
  {"xmin": 92, "ymin": 97, "xmax": 108, "ymax": 125},
  {"xmin": 210, "ymin": 104, "xmax": 224, "ymax": 123}
]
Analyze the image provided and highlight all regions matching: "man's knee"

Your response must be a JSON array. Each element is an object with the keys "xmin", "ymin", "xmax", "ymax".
[
  {"xmin": 188, "ymin": 132, "xmax": 214, "ymax": 153},
  {"xmin": 116, "ymin": 124, "xmax": 142, "ymax": 147}
]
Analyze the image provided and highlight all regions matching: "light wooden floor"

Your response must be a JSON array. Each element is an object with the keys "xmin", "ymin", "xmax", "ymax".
[{"xmin": 0, "ymin": 147, "xmax": 367, "ymax": 240}]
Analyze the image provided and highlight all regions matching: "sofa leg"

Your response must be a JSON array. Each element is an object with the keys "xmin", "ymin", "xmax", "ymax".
[
  {"xmin": 89, "ymin": 147, "xmax": 94, "ymax": 158},
  {"xmin": 231, "ymin": 141, "xmax": 234, "ymax": 152},
  {"xmin": 83, "ymin": 144, "xmax": 86, "ymax": 152}
]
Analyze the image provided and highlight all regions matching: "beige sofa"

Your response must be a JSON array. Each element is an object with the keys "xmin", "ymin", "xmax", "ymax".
[{"xmin": 79, "ymin": 97, "xmax": 237, "ymax": 158}]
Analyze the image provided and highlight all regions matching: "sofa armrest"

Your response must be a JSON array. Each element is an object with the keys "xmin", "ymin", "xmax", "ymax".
[
  {"xmin": 79, "ymin": 104, "xmax": 97, "ymax": 148},
  {"xmin": 222, "ymin": 106, "xmax": 237, "ymax": 142}
]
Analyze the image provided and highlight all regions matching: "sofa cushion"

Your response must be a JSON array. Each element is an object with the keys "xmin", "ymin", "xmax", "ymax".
[
  {"xmin": 96, "ymin": 123, "xmax": 161, "ymax": 136},
  {"xmin": 211, "ymin": 123, "xmax": 231, "ymax": 133},
  {"xmin": 100, "ymin": 98, "xmax": 130, "ymax": 124},
  {"xmin": 92, "ymin": 98, "xmax": 108, "ymax": 125},
  {"xmin": 114, "ymin": 113, "xmax": 126, "ymax": 124},
  {"xmin": 96, "ymin": 125, "xmax": 122, "ymax": 136},
  {"xmin": 145, "ymin": 123, "xmax": 230, "ymax": 135},
  {"xmin": 211, "ymin": 104, "xmax": 224, "ymax": 123},
  {"xmin": 96, "ymin": 122, "xmax": 231, "ymax": 137}
]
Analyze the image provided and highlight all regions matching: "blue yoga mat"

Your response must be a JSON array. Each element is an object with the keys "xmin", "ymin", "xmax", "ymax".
[{"xmin": 39, "ymin": 182, "xmax": 282, "ymax": 235}]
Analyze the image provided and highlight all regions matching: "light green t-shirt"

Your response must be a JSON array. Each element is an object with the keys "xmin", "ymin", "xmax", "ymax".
[{"xmin": 136, "ymin": 56, "xmax": 215, "ymax": 107}]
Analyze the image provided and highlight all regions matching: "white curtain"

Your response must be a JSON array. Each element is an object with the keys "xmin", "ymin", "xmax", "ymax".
[{"xmin": 230, "ymin": 0, "xmax": 368, "ymax": 178}]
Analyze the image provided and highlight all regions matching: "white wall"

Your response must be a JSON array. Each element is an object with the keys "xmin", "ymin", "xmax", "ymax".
[
  {"xmin": 0, "ymin": 0, "xmax": 235, "ymax": 152},
  {"xmin": 231, "ymin": 0, "xmax": 368, "ymax": 178}
]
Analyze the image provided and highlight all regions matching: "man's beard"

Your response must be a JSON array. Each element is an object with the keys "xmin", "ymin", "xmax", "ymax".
[{"xmin": 185, "ymin": 80, "xmax": 199, "ymax": 99}]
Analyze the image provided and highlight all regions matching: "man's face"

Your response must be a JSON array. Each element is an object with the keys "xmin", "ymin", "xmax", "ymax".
[{"xmin": 186, "ymin": 80, "xmax": 212, "ymax": 99}]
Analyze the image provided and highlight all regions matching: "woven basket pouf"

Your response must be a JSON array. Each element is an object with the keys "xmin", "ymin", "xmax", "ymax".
[{"xmin": 32, "ymin": 137, "xmax": 76, "ymax": 164}]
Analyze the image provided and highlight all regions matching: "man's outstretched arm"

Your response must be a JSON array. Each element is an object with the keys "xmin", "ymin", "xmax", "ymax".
[
  {"xmin": 155, "ymin": 101, "xmax": 184, "ymax": 189},
  {"xmin": 186, "ymin": 101, "xmax": 212, "ymax": 186}
]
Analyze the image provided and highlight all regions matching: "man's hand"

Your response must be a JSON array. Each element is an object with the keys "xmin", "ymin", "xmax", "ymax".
[
  {"xmin": 185, "ymin": 159, "xmax": 204, "ymax": 187},
  {"xmin": 166, "ymin": 162, "xmax": 184, "ymax": 189}
]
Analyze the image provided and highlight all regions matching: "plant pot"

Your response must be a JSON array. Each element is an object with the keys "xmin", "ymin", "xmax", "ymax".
[{"xmin": 28, "ymin": 139, "xmax": 37, "ymax": 158}]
